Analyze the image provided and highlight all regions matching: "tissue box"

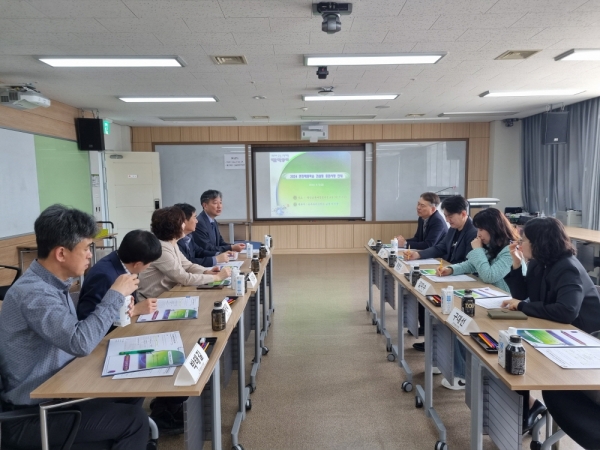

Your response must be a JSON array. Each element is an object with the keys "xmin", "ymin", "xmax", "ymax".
[{"xmin": 497, "ymin": 330, "xmax": 511, "ymax": 368}]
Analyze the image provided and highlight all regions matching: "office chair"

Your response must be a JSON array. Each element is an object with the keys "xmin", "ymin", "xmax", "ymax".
[
  {"xmin": 0, "ymin": 265, "xmax": 21, "ymax": 301},
  {"xmin": 0, "ymin": 406, "xmax": 81, "ymax": 450}
]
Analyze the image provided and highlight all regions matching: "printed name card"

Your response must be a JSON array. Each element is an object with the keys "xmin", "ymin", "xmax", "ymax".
[
  {"xmin": 247, "ymin": 271, "xmax": 258, "ymax": 288},
  {"xmin": 415, "ymin": 278, "xmax": 433, "ymax": 296},
  {"xmin": 394, "ymin": 259, "xmax": 407, "ymax": 274},
  {"xmin": 378, "ymin": 248, "xmax": 388, "ymax": 258},
  {"xmin": 446, "ymin": 307, "xmax": 480, "ymax": 335},
  {"xmin": 174, "ymin": 343, "xmax": 208, "ymax": 386},
  {"xmin": 222, "ymin": 298, "xmax": 232, "ymax": 323},
  {"xmin": 367, "ymin": 238, "xmax": 375, "ymax": 246}
]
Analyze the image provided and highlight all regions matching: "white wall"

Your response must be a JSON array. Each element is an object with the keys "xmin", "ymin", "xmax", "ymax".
[
  {"xmin": 488, "ymin": 120, "xmax": 523, "ymax": 212},
  {"xmin": 104, "ymin": 123, "xmax": 131, "ymax": 151}
]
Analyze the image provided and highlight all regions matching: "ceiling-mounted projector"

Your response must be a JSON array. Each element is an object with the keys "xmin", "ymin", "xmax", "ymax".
[
  {"xmin": 0, "ymin": 85, "xmax": 51, "ymax": 110},
  {"xmin": 301, "ymin": 124, "xmax": 328, "ymax": 143}
]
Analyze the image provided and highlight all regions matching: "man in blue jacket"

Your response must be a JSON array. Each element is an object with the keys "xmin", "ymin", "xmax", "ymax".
[
  {"xmin": 192, "ymin": 190, "xmax": 245, "ymax": 255},
  {"xmin": 406, "ymin": 195, "xmax": 477, "ymax": 376},
  {"xmin": 175, "ymin": 203, "xmax": 233, "ymax": 266},
  {"xmin": 395, "ymin": 192, "xmax": 447, "ymax": 250}
]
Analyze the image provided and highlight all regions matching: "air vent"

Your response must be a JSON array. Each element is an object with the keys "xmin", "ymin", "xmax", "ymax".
[
  {"xmin": 251, "ymin": 116, "xmax": 269, "ymax": 120},
  {"xmin": 160, "ymin": 117, "xmax": 237, "ymax": 122},
  {"xmin": 495, "ymin": 50, "xmax": 540, "ymax": 60},
  {"xmin": 405, "ymin": 113, "xmax": 425, "ymax": 118},
  {"xmin": 211, "ymin": 55, "xmax": 248, "ymax": 65}
]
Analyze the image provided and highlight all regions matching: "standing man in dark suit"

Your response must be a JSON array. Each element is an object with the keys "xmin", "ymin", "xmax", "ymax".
[
  {"xmin": 395, "ymin": 192, "xmax": 447, "ymax": 250},
  {"xmin": 77, "ymin": 229, "xmax": 162, "ymax": 321},
  {"xmin": 406, "ymin": 195, "xmax": 477, "ymax": 373},
  {"xmin": 193, "ymin": 189, "xmax": 246, "ymax": 255}
]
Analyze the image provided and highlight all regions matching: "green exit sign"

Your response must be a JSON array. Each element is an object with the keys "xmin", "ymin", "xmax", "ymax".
[{"xmin": 103, "ymin": 120, "xmax": 111, "ymax": 135}]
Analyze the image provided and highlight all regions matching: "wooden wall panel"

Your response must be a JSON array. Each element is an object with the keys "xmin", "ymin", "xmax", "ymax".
[
  {"xmin": 268, "ymin": 225, "xmax": 298, "ymax": 249},
  {"xmin": 382, "ymin": 124, "xmax": 412, "ymax": 140},
  {"xmin": 131, "ymin": 127, "xmax": 152, "ymax": 143},
  {"xmin": 468, "ymin": 138, "xmax": 489, "ymax": 181},
  {"xmin": 297, "ymin": 225, "xmax": 327, "ymax": 248},
  {"xmin": 411, "ymin": 123, "xmax": 441, "ymax": 139},
  {"xmin": 440, "ymin": 123, "xmax": 470, "ymax": 138},
  {"xmin": 239, "ymin": 126, "xmax": 268, "ymax": 142},
  {"xmin": 267, "ymin": 126, "xmax": 299, "ymax": 141},
  {"xmin": 354, "ymin": 124, "xmax": 382, "ymax": 140},
  {"xmin": 0, "ymin": 234, "xmax": 36, "ymax": 285},
  {"xmin": 250, "ymin": 225, "xmax": 270, "ymax": 242},
  {"xmin": 132, "ymin": 142, "xmax": 152, "ymax": 152},
  {"xmin": 353, "ymin": 224, "xmax": 382, "ymax": 248},
  {"xmin": 151, "ymin": 127, "xmax": 181, "ymax": 142},
  {"xmin": 209, "ymin": 126, "xmax": 239, "ymax": 142},
  {"xmin": 467, "ymin": 180, "xmax": 488, "ymax": 198},
  {"xmin": 0, "ymin": 100, "xmax": 78, "ymax": 141},
  {"xmin": 469, "ymin": 122, "xmax": 490, "ymax": 138},
  {"xmin": 326, "ymin": 224, "xmax": 353, "ymax": 249},
  {"xmin": 180, "ymin": 127, "xmax": 210, "ymax": 142},
  {"xmin": 381, "ymin": 223, "xmax": 418, "ymax": 242},
  {"xmin": 328, "ymin": 125, "xmax": 354, "ymax": 141}
]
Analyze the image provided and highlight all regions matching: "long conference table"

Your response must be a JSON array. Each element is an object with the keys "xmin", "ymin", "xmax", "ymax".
[
  {"xmin": 366, "ymin": 245, "xmax": 600, "ymax": 450},
  {"xmin": 31, "ymin": 252, "xmax": 274, "ymax": 450}
]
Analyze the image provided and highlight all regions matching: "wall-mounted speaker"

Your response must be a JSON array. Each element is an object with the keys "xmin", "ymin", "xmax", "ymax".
[
  {"xmin": 75, "ymin": 118, "xmax": 105, "ymax": 151},
  {"xmin": 542, "ymin": 111, "xmax": 569, "ymax": 145}
]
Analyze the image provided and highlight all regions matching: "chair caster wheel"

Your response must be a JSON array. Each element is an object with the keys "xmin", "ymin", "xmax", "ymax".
[
  {"xmin": 372, "ymin": 319, "xmax": 377, "ymax": 325},
  {"xmin": 366, "ymin": 305, "xmax": 369, "ymax": 311},
  {"xmin": 376, "ymin": 327, "xmax": 381, "ymax": 334},
  {"xmin": 262, "ymin": 346, "xmax": 269, "ymax": 355},
  {"xmin": 415, "ymin": 396, "xmax": 423, "ymax": 408},
  {"xmin": 233, "ymin": 445, "xmax": 245, "ymax": 450},
  {"xmin": 530, "ymin": 441, "xmax": 541, "ymax": 450},
  {"xmin": 402, "ymin": 381, "xmax": 413, "ymax": 392},
  {"xmin": 245, "ymin": 399, "xmax": 252, "ymax": 411},
  {"xmin": 147, "ymin": 439, "xmax": 158, "ymax": 450},
  {"xmin": 246, "ymin": 383, "xmax": 255, "ymax": 394},
  {"xmin": 435, "ymin": 441, "xmax": 448, "ymax": 450},
  {"xmin": 386, "ymin": 344, "xmax": 392, "ymax": 352},
  {"xmin": 387, "ymin": 353, "xmax": 396, "ymax": 362}
]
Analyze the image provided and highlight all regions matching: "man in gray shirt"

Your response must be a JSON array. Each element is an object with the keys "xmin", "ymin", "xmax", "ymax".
[{"xmin": 0, "ymin": 205, "xmax": 148, "ymax": 449}]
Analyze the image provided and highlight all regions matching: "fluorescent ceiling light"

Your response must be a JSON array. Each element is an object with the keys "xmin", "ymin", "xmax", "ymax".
[
  {"xmin": 160, "ymin": 116, "xmax": 232, "ymax": 121},
  {"xmin": 301, "ymin": 115, "xmax": 376, "ymax": 120},
  {"xmin": 480, "ymin": 89, "xmax": 584, "ymax": 97},
  {"xmin": 439, "ymin": 111, "xmax": 518, "ymax": 117},
  {"xmin": 380, "ymin": 117, "xmax": 449, "ymax": 121},
  {"xmin": 303, "ymin": 94, "xmax": 398, "ymax": 101},
  {"xmin": 304, "ymin": 53, "xmax": 446, "ymax": 66},
  {"xmin": 38, "ymin": 56, "xmax": 185, "ymax": 67},
  {"xmin": 555, "ymin": 49, "xmax": 600, "ymax": 61},
  {"xmin": 120, "ymin": 96, "xmax": 217, "ymax": 103}
]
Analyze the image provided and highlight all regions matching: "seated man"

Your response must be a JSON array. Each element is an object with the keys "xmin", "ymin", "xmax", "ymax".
[
  {"xmin": 174, "ymin": 203, "xmax": 233, "ymax": 266},
  {"xmin": 192, "ymin": 189, "xmax": 245, "ymax": 255},
  {"xmin": 77, "ymin": 229, "xmax": 162, "ymax": 322},
  {"xmin": 395, "ymin": 192, "xmax": 447, "ymax": 250},
  {"xmin": 0, "ymin": 205, "xmax": 148, "ymax": 449},
  {"xmin": 406, "ymin": 195, "xmax": 477, "ymax": 389}
]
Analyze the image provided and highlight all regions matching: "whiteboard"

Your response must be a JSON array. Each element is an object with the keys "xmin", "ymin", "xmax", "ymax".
[
  {"xmin": 156, "ymin": 144, "xmax": 247, "ymax": 221},
  {"xmin": 375, "ymin": 141, "xmax": 466, "ymax": 221},
  {"xmin": 0, "ymin": 128, "xmax": 40, "ymax": 238}
]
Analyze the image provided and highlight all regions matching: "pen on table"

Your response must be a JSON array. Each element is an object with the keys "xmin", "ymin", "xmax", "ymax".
[
  {"xmin": 119, "ymin": 349, "xmax": 154, "ymax": 355},
  {"xmin": 438, "ymin": 258, "xmax": 443, "ymax": 274},
  {"xmin": 478, "ymin": 333, "xmax": 496, "ymax": 349}
]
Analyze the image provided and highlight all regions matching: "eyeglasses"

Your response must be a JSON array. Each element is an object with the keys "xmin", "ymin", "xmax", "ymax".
[{"xmin": 417, "ymin": 202, "xmax": 433, "ymax": 209}]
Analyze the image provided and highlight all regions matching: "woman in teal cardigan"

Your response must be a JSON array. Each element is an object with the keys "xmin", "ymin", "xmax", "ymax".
[
  {"xmin": 437, "ymin": 207, "xmax": 519, "ymax": 293},
  {"xmin": 435, "ymin": 207, "xmax": 520, "ymax": 392}
]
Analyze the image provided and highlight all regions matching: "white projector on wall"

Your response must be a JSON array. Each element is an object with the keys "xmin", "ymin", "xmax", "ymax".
[
  {"xmin": 301, "ymin": 124, "xmax": 328, "ymax": 143},
  {"xmin": 0, "ymin": 85, "xmax": 51, "ymax": 110}
]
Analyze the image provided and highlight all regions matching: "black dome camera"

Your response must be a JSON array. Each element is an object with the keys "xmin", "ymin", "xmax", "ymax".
[{"xmin": 316, "ymin": 66, "xmax": 329, "ymax": 80}]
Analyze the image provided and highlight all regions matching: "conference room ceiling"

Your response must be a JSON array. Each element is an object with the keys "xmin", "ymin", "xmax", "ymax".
[{"xmin": 1, "ymin": 0, "xmax": 600, "ymax": 126}]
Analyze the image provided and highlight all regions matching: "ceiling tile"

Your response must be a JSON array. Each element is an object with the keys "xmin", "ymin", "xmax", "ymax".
[
  {"xmin": 533, "ymin": 27, "xmax": 600, "ymax": 40},
  {"xmin": 8, "ymin": 18, "xmax": 110, "ymax": 32},
  {"xmin": 155, "ymin": 32, "xmax": 236, "ymax": 46},
  {"xmin": 2, "ymin": 0, "xmax": 47, "ymax": 18},
  {"xmin": 342, "ymin": 42, "xmax": 416, "ymax": 53},
  {"xmin": 350, "ymin": 15, "xmax": 438, "ymax": 32},
  {"xmin": 431, "ymin": 14, "xmax": 524, "ymax": 29},
  {"xmin": 309, "ymin": 31, "xmax": 388, "ymax": 44},
  {"xmin": 234, "ymin": 32, "xmax": 309, "ymax": 45},
  {"xmin": 26, "ymin": 0, "xmax": 136, "ymax": 18},
  {"xmin": 218, "ymin": 1, "xmax": 311, "ymax": 18},
  {"xmin": 458, "ymin": 28, "xmax": 544, "ymax": 42},
  {"xmin": 185, "ymin": 18, "xmax": 270, "ymax": 33},
  {"xmin": 487, "ymin": 0, "xmax": 589, "ymax": 14},
  {"xmin": 273, "ymin": 44, "xmax": 345, "ymax": 54},
  {"xmin": 401, "ymin": 0, "xmax": 498, "ymax": 15},
  {"xmin": 123, "ymin": 1, "xmax": 225, "ymax": 19},
  {"xmin": 384, "ymin": 29, "xmax": 465, "ymax": 43},
  {"xmin": 97, "ymin": 18, "xmax": 190, "ymax": 33},
  {"xmin": 201, "ymin": 44, "xmax": 275, "ymax": 56},
  {"xmin": 268, "ymin": 17, "xmax": 327, "ymax": 33},
  {"xmin": 511, "ymin": 12, "xmax": 600, "ymax": 27}
]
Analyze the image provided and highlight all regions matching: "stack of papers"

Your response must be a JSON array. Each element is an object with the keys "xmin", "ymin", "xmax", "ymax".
[
  {"xmin": 536, "ymin": 348, "xmax": 600, "ymax": 369},
  {"xmin": 102, "ymin": 331, "xmax": 185, "ymax": 378},
  {"xmin": 137, "ymin": 296, "xmax": 199, "ymax": 322},
  {"xmin": 509, "ymin": 328, "xmax": 600, "ymax": 348},
  {"xmin": 453, "ymin": 287, "xmax": 511, "ymax": 309},
  {"xmin": 425, "ymin": 274, "xmax": 476, "ymax": 283}
]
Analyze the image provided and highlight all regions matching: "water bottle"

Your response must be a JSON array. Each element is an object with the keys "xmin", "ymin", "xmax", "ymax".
[
  {"xmin": 441, "ymin": 286, "xmax": 454, "ymax": 314},
  {"xmin": 461, "ymin": 289, "xmax": 475, "ymax": 317},
  {"xmin": 235, "ymin": 274, "xmax": 245, "ymax": 296},
  {"xmin": 388, "ymin": 250, "xmax": 396, "ymax": 268},
  {"xmin": 113, "ymin": 295, "xmax": 132, "ymax": 327},
  {"xmin": 391, "ymin": 237, "xmax": 398, "ymax": 251},
  {"xmin": 231, "ymin": 266, "xmax": 239, "ymax": 284},
  {"xmin": 506, "ymin": 335, "xmax": 526, "ymax": 375},
  {"xmin": 211, "ymin": 301, "xmax": 226, "ymax": 331},
  {"xmin": 246, "ymin": 243, "xmax": 253, "ymax": 259},
  {"xmin": 411, "ymin": 265, "xmax": 421, "ymax": 287}
]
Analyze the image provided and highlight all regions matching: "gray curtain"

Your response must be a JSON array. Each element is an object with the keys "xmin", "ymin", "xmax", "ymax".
[{"xmin": 521, "ymin": 97, "xmax": 600, "ymax": 230}]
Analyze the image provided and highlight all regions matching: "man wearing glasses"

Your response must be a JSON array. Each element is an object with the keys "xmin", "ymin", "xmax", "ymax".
[{"xmin": 395, "ymin": 192, "xmax": 447, "ymax": 250}]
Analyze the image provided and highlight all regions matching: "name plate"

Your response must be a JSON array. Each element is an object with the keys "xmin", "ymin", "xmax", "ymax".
[
  {"xmin": 367, "ymin": 238, "xmax": 375, "ymax": 246},
  {"xmin": 394, "ymin": 259, "xmax": 407, "ymax": 274},
  {"xmin": 415, "ymin": 278, "xmax": 433, "ymax": 296},
  {"xmin": 378, "ymin": 248, "xmax": 388, "ymax": 258},
  {"xmin": 222, "ymin": 298, "xmax": 232, "ymax": 323},
  {"xmin": 174, "ymin": 343, "xmax": 208, "ymax": 386},
  {"xmin": 247, "ymin": 271, "xmax": 258, "ymax": 288},
  {"xmin": 446, "ymin": 307, "xmax": 479, "ymax": 335}
]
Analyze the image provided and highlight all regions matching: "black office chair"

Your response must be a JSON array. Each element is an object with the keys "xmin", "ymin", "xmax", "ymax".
[
  {"xmin": 0, "ymin": 406, "xmax": 81, "ymax": 450},
  {"xmin": 0, "ymin": 265, "xmax": 21, "ymax": 301}
]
